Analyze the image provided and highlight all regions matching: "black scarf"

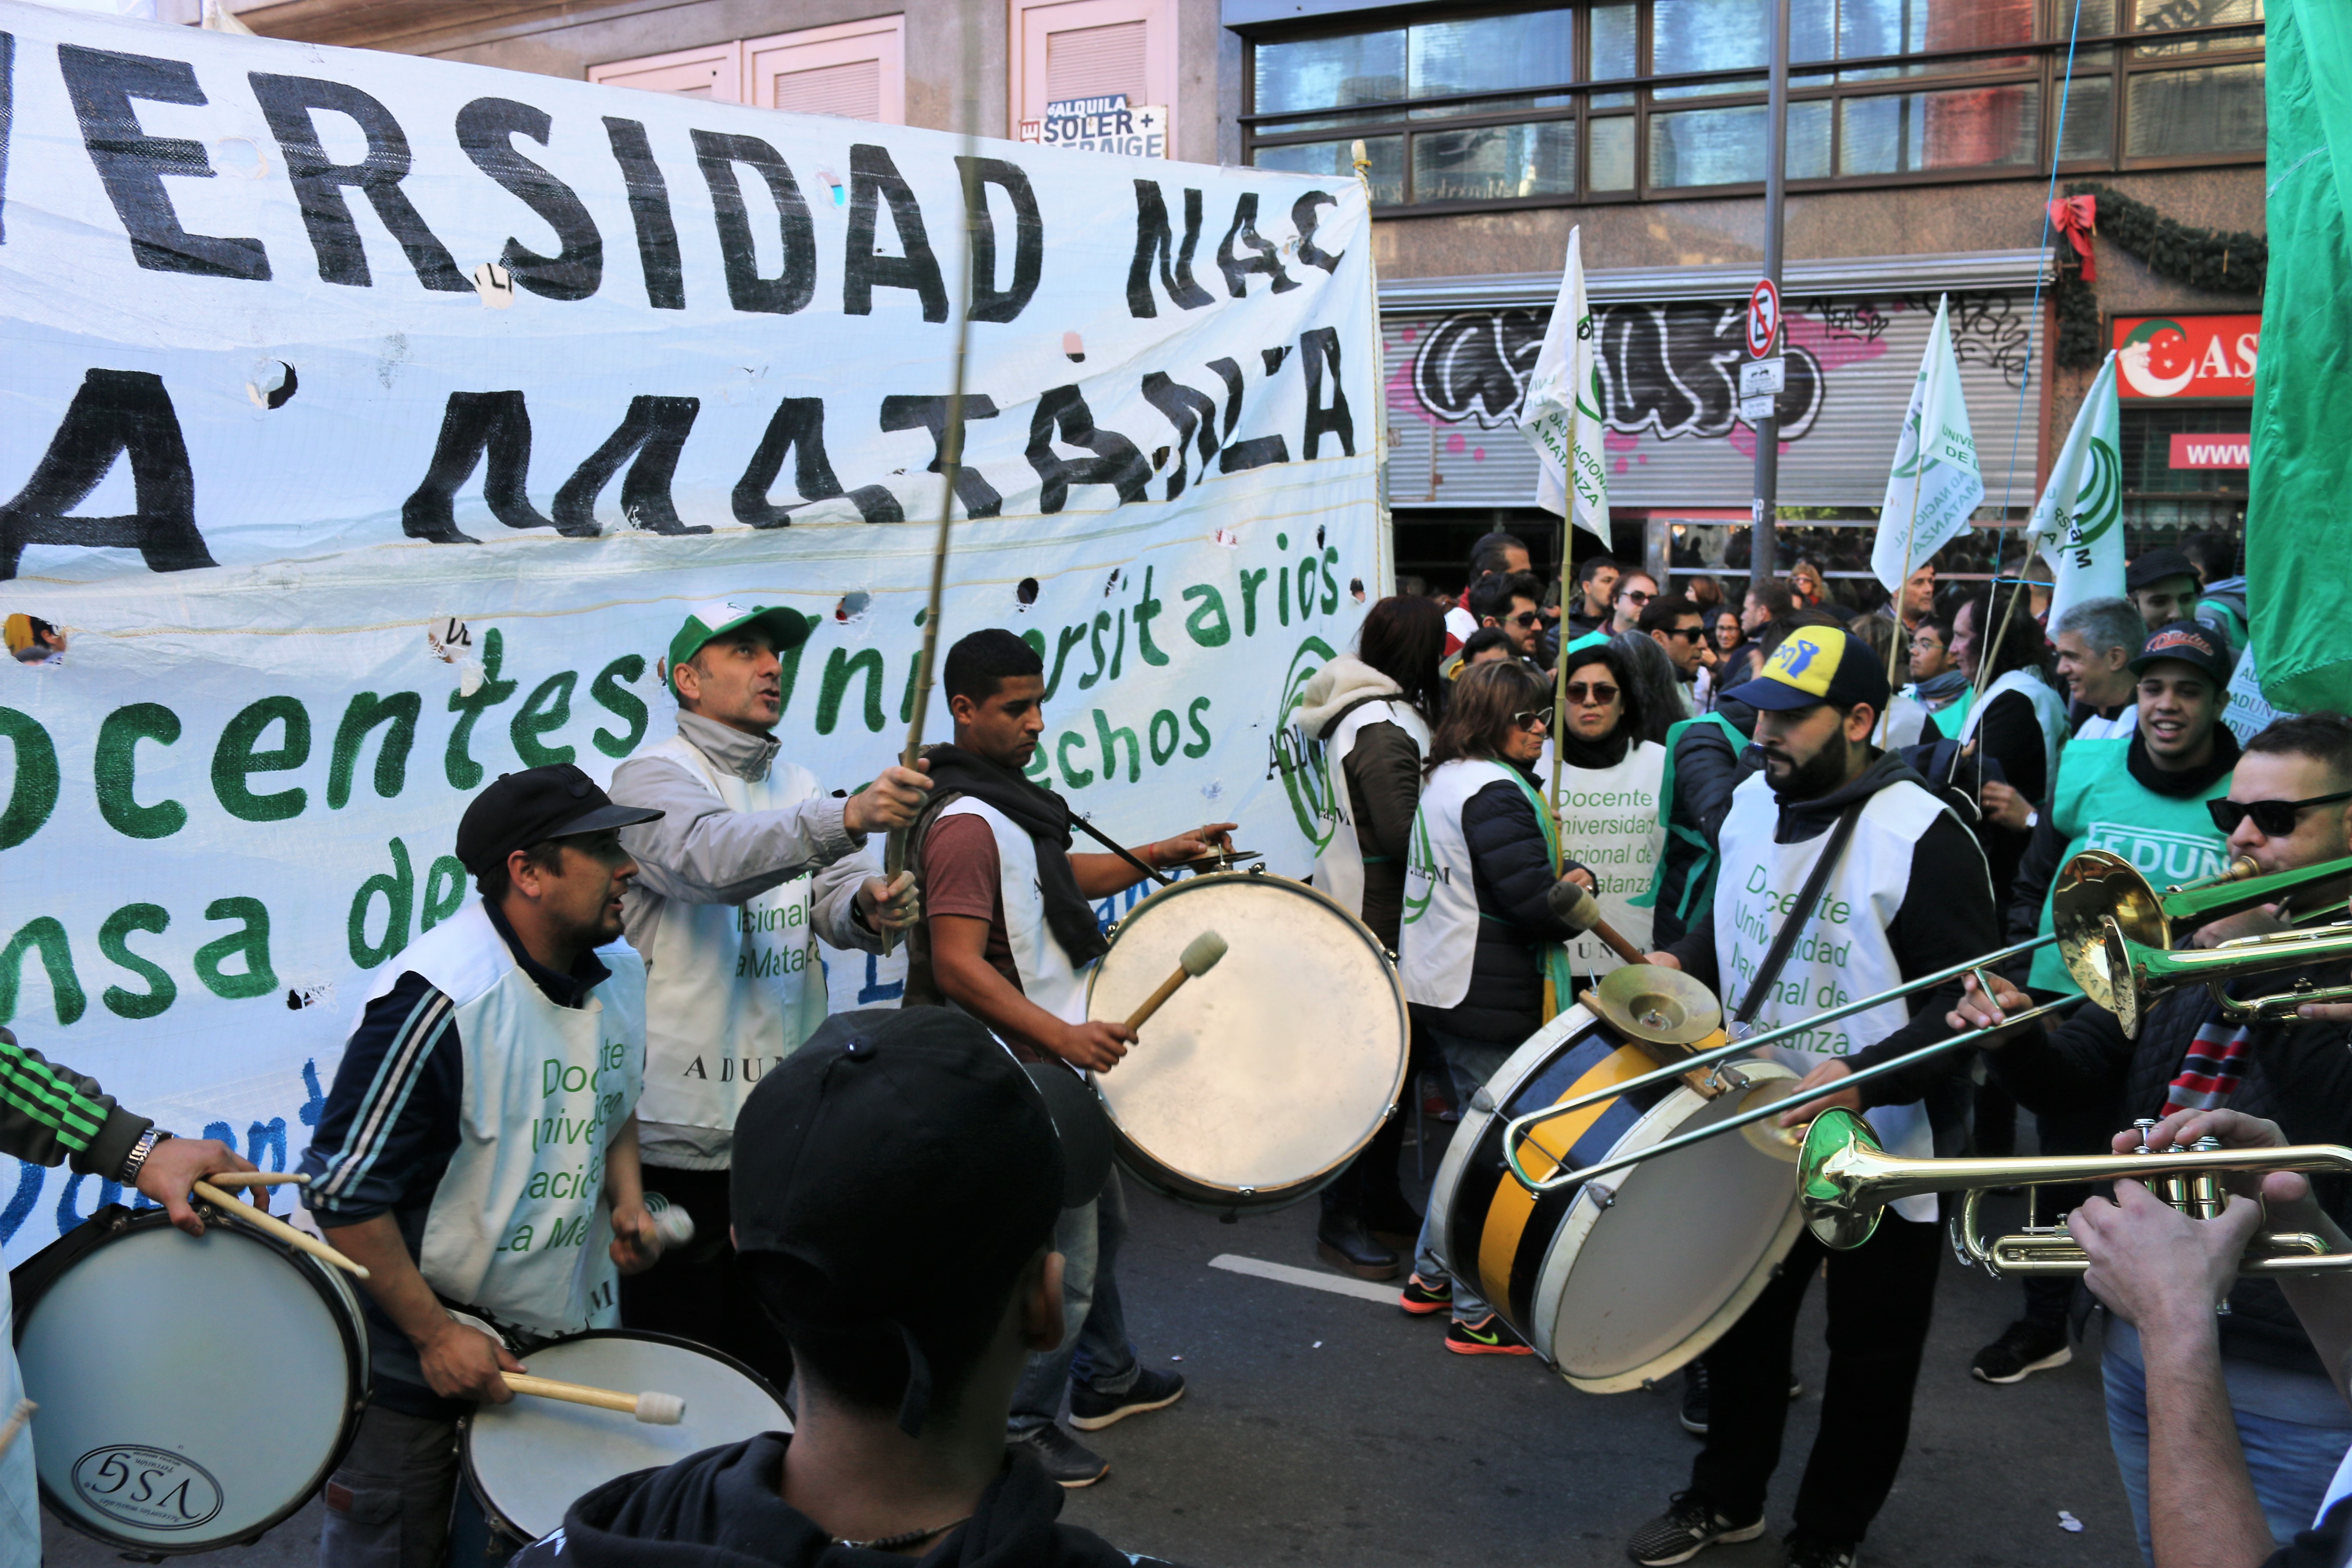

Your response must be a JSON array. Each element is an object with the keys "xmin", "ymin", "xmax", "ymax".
[
  {"xmin": 1555, "ymin": 725, "xmax": 1631, "ymax": 772},
  {"xmin": 921, "ymin": 744, "xmax": 1108, "ymax": 969}
]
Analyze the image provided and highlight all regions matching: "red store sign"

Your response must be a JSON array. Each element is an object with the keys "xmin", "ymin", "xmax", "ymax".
[{"xmin": 2112, "ymin": 314, "xmax": 2261, "ymax": 399}]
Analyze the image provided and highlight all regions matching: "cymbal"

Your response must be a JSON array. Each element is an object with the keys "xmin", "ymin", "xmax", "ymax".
[
  {"xmin": 1173, "ymin": 848, "xmax": 1264, "ymax": 874},
  {"xmin": 1584, "ymin": 963, "xmax": 1723, "ymax": 1049}
]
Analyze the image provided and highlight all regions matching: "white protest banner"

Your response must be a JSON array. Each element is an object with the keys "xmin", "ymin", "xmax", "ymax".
[
  {"xmin": 1871, "ymin": 294, "xmax": 1984, "ymax": 592},
  {"xmin": 0, "ymin": 2, "xmax": 1380, "ymax": 1259},
  {"xmin": 1517, "ymin": 226, "xmax": 1611, "ymax": 544},
  {"xmin": 2027, "ymin": 353, "xmax": 2125, "ymax": 624}
]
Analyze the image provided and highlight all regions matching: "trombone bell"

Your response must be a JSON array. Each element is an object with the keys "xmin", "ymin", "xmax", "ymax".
[{"xmin": 1796, "ymin": 1108, "xmax": 2352, "ymax": 1276}]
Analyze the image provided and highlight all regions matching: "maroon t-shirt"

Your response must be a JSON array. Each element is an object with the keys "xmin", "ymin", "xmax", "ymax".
[{"xmin": 922, "ymin": 812, "xmax": 1033, "ymax": 1052}]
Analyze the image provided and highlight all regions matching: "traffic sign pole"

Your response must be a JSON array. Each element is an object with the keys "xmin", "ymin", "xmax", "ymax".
[{"xmin": 1749, "ymin": 0, "xmax": 1791, "ymax": 597}]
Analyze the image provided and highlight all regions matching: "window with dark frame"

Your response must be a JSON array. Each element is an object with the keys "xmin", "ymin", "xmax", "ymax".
[{"xmin": 1242, "ymin": 0, "xmax": 2265, "ymax": 212}]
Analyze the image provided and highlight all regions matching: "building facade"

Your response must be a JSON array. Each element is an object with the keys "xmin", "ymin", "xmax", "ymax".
[{"xmin": 213, "ymin": 0, "xmax": 2266, "ymax": 601}]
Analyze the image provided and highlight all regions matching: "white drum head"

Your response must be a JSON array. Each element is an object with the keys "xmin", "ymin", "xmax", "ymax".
[
  {"xmin": 1533, "ymin": 1070, "xmax": 1807, "ymax": 1390},
  {"xmin": 1085, "ymin": 874, "xmax": 1408, "ymax": 1204},
  {"xmin": 464, "ymin": 1332, "xmax": 790, "ymax": 1542},
  {"xmin": 18, "ymin": 1217, "xmax": 364, "ymax": 1552}
]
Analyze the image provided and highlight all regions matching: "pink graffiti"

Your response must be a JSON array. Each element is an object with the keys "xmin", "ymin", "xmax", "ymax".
[
  {"xmin": 1446, "ymin": 432, "xmax": 1466, "ymax": 454},
  {"xmin": 1726, "ymin": 424, "xmax": 1792, "ymax": 459},
  {"xmin": 1787, "ymin": 312, "xmax": 1893, "ymax": 374},
  {"xmin": 1605, "ymin": 429, "xmax": 1640, "ymax": 475},
  {"xmin": 1385, "ymin": 348, "xmax": 1443, "ymax": 429}
]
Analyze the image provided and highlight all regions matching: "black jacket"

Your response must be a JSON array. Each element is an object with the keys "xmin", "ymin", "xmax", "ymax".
[
  {"xmin": 1988, "ymin": 967, "xmax": 2352, "ymax": 1374},
  {"xmin": 1336, "ymin": 714, "xmax": 1423, "ymax": 952},
  {"xmin": 506, "ymin": 1435, "xmax": 1187, "ymax": 1568},
  {"xmin": 1943, "ymin": 686, "xmax": 2050, "ymax": 903},
  {"xmin": 1650, "ymin": 697, "xmax": 1760, "ymax": 948},
  {"xmin": 2003, "ymin": 727, "xmax": 2241, "ymax": 968},
  {"xmin": 1414, "ymin": 763, "xmax": 1588, "ymax": 1047},
  {"xmin": 1664, "ymin": 750, "xmax": 1998, "ymax": 1119}
]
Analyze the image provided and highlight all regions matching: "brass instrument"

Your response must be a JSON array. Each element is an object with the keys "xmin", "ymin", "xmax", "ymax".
[
  {"xmin": 2055, "ymin": 849, "xmax": 2352, "ymax": 1036},
  {"xmin": 1500, "ymin": 851, "xmax": 2351, "ymax": 1197},
  {"xmin": 1798, "ymin": 1107, "xmax": 2352, "ymax": 1275}
]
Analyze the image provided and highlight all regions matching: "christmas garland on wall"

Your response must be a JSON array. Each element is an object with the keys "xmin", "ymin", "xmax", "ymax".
[{"xmin": 2051, "ymin": 180, "xmax": 2267, "ymax": 368}]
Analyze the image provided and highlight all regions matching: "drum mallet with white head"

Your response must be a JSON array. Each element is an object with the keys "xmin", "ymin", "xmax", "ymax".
[
  {"xmin": 501, "ymin": 1373, "xmax": 686, "ymax": 1425},
  {"xmin": 1546, "ymin": 882, "xmax": 1648, "ymax": 968},
  {"xmin": 1123, "ymin": 931, "xmax": 1229, "ymax": 1032}
]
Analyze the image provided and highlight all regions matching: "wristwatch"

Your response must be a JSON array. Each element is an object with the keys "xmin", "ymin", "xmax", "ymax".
[
  {"xmin": 118, "ymin": 1127, "xmax": 172, "ymax": 1188},
  {"xmin": 2024, "ymin": 809, "xmax": 2040, "ymax": 830}
]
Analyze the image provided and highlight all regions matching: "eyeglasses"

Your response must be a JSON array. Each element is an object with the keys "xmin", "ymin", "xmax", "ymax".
[
  {"xmin": 1564, "ymin": 682, "xmax": 1619, "ymax": 704},
  {"xmin": 1509, "ymin": 710, "xmax": 1551, "ymax": 731},
  {"xmin": 1619, "ymin": 589, "xmax": 1656, "ymax": 606},
  {"xmin": 1507, "ymin": 611, "xmax": 1542, "ymax": 628},
  {"xmin": 1663, "ymin": 626, "xmax": 1706, "ymax": 643},
  {"xmin": 2207, "ymin": 789, "xmax": 2352, "ymax": 837}
]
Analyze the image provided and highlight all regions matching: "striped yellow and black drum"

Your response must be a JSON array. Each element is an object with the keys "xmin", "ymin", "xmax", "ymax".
[{"xmin": 1427, "ymin": 1004, "xmax": 1808, "ymax": 1392}]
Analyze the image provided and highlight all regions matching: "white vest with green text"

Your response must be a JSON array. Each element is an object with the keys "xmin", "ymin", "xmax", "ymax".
[
  {"xmin": 940, "ymin": 796, "xmax": 1095, "ymax": 1028},
  {"xmin": 637, "ymin": 734, "xmax": 827, "ymax": 1164},
  {"xmin": 1401, "ymin": 759, "xmax": 1518, "ymax": 1011},
  {"xmin": 364, "ymin": 901, "xmax": 646, "ymax": 1333},
  {"xmin": 1556, "ymin": 741, "xmax": 1667, "ymax": 979},
  {"xmin": 1713, "ymin": 772, "xmax": 1964, "ymax": 1222},
  {"xmin": 1315, "ymin": 698, "xmax": 1431, "ymax": 923}
]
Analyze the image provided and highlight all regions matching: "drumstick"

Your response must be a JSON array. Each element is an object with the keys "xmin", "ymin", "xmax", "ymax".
[
  {"xmin": 192, "ymin": 1179, "xmax": 371, "ymax": 1280},
  {"xmin": 201, "ymin": 1171, "xmax": 309, "ymax": 1187},
  {"xmin": 1546, "ymin": 882, "xmax": 1647, "ymax": 967},
  {"xmin": 1123, "ymin": 931, "xmax": 1228, "ymax": 1032},
  {"xmin": 0, "ymin": 1400, "xmax": 33, "ymax": 1458},
  {"xmin": 502, "ymin": 1373, "xmax": 685, "ymax": 1425}
]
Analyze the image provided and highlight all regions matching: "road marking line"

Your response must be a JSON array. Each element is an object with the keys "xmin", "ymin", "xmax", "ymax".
[{"xmin": 1209, "ymin": 1253, "xmax": 1400, "ymax": 1305}]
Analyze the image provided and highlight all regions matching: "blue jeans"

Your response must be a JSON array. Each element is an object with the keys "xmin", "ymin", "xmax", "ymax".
[
  {"xmin": 1409, "ymin": 1028, "xmax": 1518, "ymax": 1324},
  {"xmin": 1009, "ymin": 1168, "xmax": 1139, "ymax": 1436},
  {"xmin": 2104, "ymin": 1318, "xmax": 2352, "ymax": 1559}
]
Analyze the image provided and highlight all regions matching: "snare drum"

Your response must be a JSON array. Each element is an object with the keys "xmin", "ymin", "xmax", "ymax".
[
  {"xmin": 1429, "ymin": 1004, "xmax": 1807, "ymax": 1391},
  {"xmin": 13, "ymin": 1205, "xmax": 368, "ymax": 1554},
  {"xmin": 462, "ymin": 1330, "xmax": 790, "ymax": 1543},
  {"xmin": 1084, "ymin": 871, "xmax": 1408, "ymax": 1213}
]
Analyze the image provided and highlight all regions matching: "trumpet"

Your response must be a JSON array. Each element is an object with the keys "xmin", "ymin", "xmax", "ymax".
[
  {"xmin": 1500, "ymin": 850, "xmax": 2350, "ymax": 1197},
  {"xmin": 1798, "ymin": 1107, "xmax": 2352, "ymax": 1275},
  {"xmin": 2055, "ymin": 848, "xmax": 2352, "ymax": 1036}
]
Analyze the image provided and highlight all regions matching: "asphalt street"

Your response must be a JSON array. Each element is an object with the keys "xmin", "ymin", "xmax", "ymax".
[{"xmin": 46, "ymin": 1165, "xmax": 2139, "ymax": 1568}]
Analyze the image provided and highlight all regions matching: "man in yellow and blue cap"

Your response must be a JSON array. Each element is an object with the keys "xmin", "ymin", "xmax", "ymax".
[
  {"xmin": 606, "ymin": 599, "xmax": 932, "ymax": 1391},
  {"xmin": 1624, "ymin": 622, "xmax": 1999, "ymax": 1568}
]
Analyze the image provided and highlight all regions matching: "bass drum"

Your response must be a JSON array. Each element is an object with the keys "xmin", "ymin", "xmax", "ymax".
[
  {"xmin": 1084, "ymin": 871, "xmax": 1408, "ymax": 1214},
  {"xmin": 462, "ymin": 1330, "xmax": 790, "ymax": 1544},
  {"xmin": 13, "ymin": 1205, "xmax": 368, "ymax": 1554},
  {"xmin": 1429, "ymin": 1004, "xmax": 1807, "ymax": 1392}
]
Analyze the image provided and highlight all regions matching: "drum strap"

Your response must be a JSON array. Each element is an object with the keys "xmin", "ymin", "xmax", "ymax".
[{"xmin": 1730, "ymin": 799, "xmax": 1868, "ymax": 1034}]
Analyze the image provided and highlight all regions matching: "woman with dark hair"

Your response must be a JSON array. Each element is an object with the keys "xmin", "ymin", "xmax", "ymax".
[
  {"xmin": 1698, "ymin": 606, "xmax": 1743, "ymax": 711},
  {"xmin": 1294, "ymin": 594, "xmax": 1446, "ymax": 1278},
  {"xmin": 1942, "ymin": 586, "xmax": 2070, "ymax": 897},
  {"xmin": 1609, "ymin": 631, "xmax": 1678, "ymax": 747},
  {"xmin": 1552, "ymin": 642, "xmax": 1670, "ymax": 981},
  {"xmin": 1396, "ymin": 662, "xmax": 1591, "ymax": 1355}
]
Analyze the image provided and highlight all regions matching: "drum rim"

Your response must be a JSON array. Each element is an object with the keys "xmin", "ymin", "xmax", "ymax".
[
  {"xmin": 13, "ymin": 1204, "xmax": 370, "ymax": 1556},
  {"xmin": 458, "ymin": 1326, "xmax": 793, "ymax": 1544},
  {"xmin": 1083, "ymin": 871, "xmax": 1410, "ymax": 1209},
  {"xmin": 1527, "ymin": 1061, "xmax": 1807, "ymax": 1393},
  {"xmin": 1424, "ymin": 1005, "xmax": 1597, "ymax": 1279}
]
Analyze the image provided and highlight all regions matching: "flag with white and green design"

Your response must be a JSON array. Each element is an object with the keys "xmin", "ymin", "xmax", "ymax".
[
  {"xmin": 1871, "ymin": 294, "xmax": 1984, "ymax": 592},
  {"xmin": 2027, "ymin": 352, "xmax": 2125, "ymax": 625}
]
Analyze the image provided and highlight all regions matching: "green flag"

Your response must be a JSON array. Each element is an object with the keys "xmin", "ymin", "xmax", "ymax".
[{"xmin": 2249, "ymin": 0, "xmax": 2352, "ymax": 709}]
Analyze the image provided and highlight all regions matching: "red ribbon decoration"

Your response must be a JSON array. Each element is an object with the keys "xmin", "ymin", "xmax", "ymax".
[{"xmin": 2047, "ymin": 195, "xmax": 2096, "ymax": 282}]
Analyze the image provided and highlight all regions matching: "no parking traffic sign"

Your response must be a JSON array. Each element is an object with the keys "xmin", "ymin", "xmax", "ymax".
[{"xmin": 1746, "ymin": 277, "xmax": 1780, "ymax": 359}]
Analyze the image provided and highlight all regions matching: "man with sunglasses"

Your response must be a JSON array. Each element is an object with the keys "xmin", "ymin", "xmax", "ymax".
[
  {"xmin": 1641, "ymin": 592, "xmax": 1716, "ymax": 720},
  {"xmin": 1954, "ymin": 710, "xmax": 2352, "ymax": 1556},
  {"xmin": 1613, "ymin": 569, "xmax": 1661, "ymax": 635},
  {"xmin": 1467, "ymin": 569, "xmax": 1547, "ymax": 666}
]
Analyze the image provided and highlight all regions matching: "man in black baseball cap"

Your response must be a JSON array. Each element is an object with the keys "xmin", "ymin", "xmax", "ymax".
[
  {"xmin": 505, "ymin": 1009, "xmax": 1190, "ymax": 1568},
  {"xmin": 303, "ymin": 765, "xmax": 671, "ymax": 1568},
  {"xmin": 2126, "ymin": 548, "xmax": 2204, "ymax": 635},
  {"xmin": 1623, "ymin": 623, "xmax": 1997, "ymax": 1568}
]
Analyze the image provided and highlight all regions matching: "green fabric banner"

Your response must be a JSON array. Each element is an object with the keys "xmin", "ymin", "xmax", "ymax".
[{"xmin": 2250, "ymin": 0, "xmax": 2352, "ymax": 710}]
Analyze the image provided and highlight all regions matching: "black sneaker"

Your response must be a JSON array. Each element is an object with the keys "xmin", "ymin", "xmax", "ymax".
[
  {"xmin": 1398, "ymin": 1271, "xmax": 1452, "ymax": 1316},
  {"xmin": 1068, "ymin": 1367, "xmax": 1186, "ymax": 1431},
  {"xmin": 1784, "ymin": 1532, "xmax": 1859, "ymax": 1568},
  {"xmin": 1626, "ymin": 1492, "xmax": 1767, "ymax": 1566},
  {"xmin": 1008, "ymin": 1424, "xmax": 1109, "ymax": 1488},
  {"xmin": 1444, "ymin": 1314, "xmax": 1534, "ymax": 1356},
  {"xmin": 1972, "ymin": 1318, "xmax": 2072, "ymax": 1384},
  {"xmin": 1681, "ymin": 1361, "xmax": 1803, "ymax": 1436}
]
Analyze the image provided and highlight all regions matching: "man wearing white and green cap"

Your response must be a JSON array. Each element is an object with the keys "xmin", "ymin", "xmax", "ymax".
[{"xmin": 609, "ymin": 600, "xmax": 930, "ymax": 1387}]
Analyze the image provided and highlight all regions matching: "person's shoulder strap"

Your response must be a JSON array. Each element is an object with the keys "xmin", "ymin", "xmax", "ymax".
[{"xmin": 1731, "ymin": 798, "xmax": 1869, "ymax": 1031}]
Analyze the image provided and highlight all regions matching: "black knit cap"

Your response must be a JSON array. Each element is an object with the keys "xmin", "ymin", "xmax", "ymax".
[{"xmin": 731, "ymin": 1008, "xmax": 1068, "ymax": 1436}]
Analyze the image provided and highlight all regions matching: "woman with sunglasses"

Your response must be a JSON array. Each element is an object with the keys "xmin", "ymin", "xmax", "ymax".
[
  {"xmin": 1552, "ymin": 640, "xmax": 1669, "ymax": 983},
  {"xmin": 1294, "ymin": 594, "xmax": 1449, "ymax": 1280},
  {"xmin": 1395, "ymin": 661, "xmax": 1592, "ymax": 1356}
]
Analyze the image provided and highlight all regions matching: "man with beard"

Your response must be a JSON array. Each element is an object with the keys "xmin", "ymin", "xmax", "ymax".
[
  {"xmin": 904, "ymin": 629, "xmax": 1231, "ymax": 1486},
  {"xmin": 1625, "ymin": 625, "xmax": 1996, "ymax": 1568}
]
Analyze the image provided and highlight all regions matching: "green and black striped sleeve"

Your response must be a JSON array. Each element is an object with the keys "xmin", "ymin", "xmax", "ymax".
[{"xmin": 0, "ymin": 1027, "xmax": 151, "ymax": 1179}]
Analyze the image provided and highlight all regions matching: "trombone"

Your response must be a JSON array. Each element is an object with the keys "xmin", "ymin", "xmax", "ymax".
[
  {"xmin": 1500, "ymin": 849, "xmax": 2352, "ymax": 1197},
  {"xmin": 1798, "ymin": 1106, "xmax": 2352, "ymax": 1276}
]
